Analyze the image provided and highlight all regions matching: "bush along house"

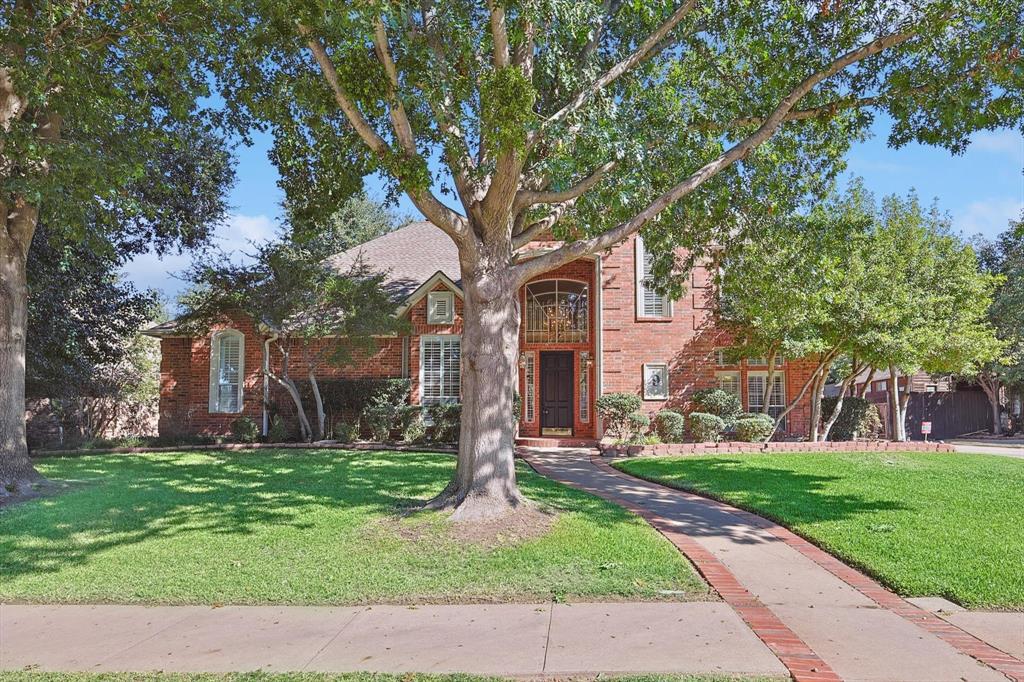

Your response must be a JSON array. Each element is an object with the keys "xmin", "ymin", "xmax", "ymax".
[{"xmin": 146, "ymin": 221, "xmax": 818, "ymax": 444}]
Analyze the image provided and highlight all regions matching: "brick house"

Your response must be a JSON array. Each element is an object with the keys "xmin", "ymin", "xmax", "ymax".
[{"xmin": 146, "ymin": 221, "xmax": 815, "ymax": 443}]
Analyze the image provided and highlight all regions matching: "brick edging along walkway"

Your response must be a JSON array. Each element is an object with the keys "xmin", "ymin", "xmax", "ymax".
[
  {"xmin": 587, "ymin": 453, "xmax": 1024, "ymax": 682},
  {"xmin": 521, "ymin": 451, "xmax": 842, "ymax": 682},
  {"xmin": 601, "ymin": 439, "xmax": 954, "ymax": 457}
]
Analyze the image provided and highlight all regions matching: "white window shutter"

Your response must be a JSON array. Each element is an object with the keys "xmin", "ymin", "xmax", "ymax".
[{"xmin": 636, "ymin": 237, "xmax": 670, "ymax": 318}]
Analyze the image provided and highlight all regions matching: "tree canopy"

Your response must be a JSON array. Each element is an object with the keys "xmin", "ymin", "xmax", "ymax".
[{"xmin": 717, "ymin": 181, "xmax": 1000, "ymax": 440}]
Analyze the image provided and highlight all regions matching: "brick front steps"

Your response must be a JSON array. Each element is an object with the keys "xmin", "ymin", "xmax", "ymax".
[{"xmin": 601, "ymin": 439, "xmax": 955, "ymax": 457}]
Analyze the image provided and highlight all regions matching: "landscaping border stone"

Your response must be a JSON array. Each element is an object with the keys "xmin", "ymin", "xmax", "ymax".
[{"xmin": 600, "ymin": 439, "xmax": 955, "ymax": 457}]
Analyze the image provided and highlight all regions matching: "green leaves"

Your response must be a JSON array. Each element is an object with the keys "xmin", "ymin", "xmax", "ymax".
[{"xmin": 480, "ymin": 65, "xmax": 538, "ymax": 155}]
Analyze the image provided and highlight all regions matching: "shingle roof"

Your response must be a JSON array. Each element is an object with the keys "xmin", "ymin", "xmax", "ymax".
[
  {"xmin": 326, "ymin": 220, "xmax": 462, "ymax": 301},
  {"xmin": 144, "ymin": 221, "xmax": 461, "ymax": 337}
]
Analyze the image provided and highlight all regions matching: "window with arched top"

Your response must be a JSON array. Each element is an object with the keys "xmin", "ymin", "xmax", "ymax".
[
  {"xmin": 525, "ymin": 280, "xmax": 588, "ymax": 344},
  {"xmin": 209, "ymin": 329, "xmax": 244, "ymax": 413}
]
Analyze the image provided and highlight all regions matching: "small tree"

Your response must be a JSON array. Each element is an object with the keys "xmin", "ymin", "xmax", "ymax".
[
  {"xmin": 968, "ymin": 218, "xmax": 1024, "ymax": 434},
  {"xmin": 1, "ymin": 3, "xmax": 232, "ymax": 492},
  {"xmin": 182, "ymin": 236, "xmax": 405, "ymax": 441}
]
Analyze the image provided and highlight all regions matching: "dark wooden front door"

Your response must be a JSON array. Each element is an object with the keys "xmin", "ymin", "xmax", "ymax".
[{"xmin": 541, "ymin": 351, "xmax": 574, "ymax": 435}]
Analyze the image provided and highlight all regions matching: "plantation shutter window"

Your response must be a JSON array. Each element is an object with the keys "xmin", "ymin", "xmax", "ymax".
[
  {"xmin": 420, "ymin": 335, "xmax": 461, "ymax": 406},
  {"xmin": 716, "ymin": 371, "xmax": 741, "ymax": 400},
  {"xmin": 635, "ymin": 236, "xmax": 671, "ymax": 318},
  {"xmin": 747, "ymin": 374, "xmax": 766, "ymax": 413},
  {"xmin": 747, "ymin": 373, "xmax": 785, "ymax": 421},
  {"xmin": 643, "ymin": 363, "xmax": 669, "ymax": 400},
  {"xmin": 209, "ymin": 330, "xmax": 244, "ymax": 413},
  {"xmin": 427, "ymin": 291, "xmax": 455, "ymax": 324}
]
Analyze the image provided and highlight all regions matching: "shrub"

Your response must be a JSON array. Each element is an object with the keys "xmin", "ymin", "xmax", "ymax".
[
  {"xmin": 362, "ymin": 403, "xmax": 395, "ymax": 441},
  {"xmin": 426, "ymin": 402, "xmax": 461, "ymax": 443},
  {"xmin": 691, "ymin": 388, "xmax": 742, "ymax": 427},
  {"xmin": 334, "ymin": 420, "xmax": 360, "ymax": 443},
  {"xmin": 402, "ymin": 411, "xmax": 427, "ymax": 443},
  {"xmin": 654, "ymin": 410, "xmax": 686, "ymax": 442},
  {"xmin": 859, "ymin": 403, "xmax": 884, "ymax": 439},
  {"xmin": 821, "ymin": 396, "xmax": 872, "ymax": 441},
  {"xmin": 267, "ymin": 415, "xmax": 290, "ymax": 443},
  {"xmin": 299, "ymin": 378, "xmax": 411, "ymax": 427},
  {"xmin": 688, "ymin": 412, "xmax": 725, "ymax": 442},
  {"xmin": 359, "ymin": 380, "xmax": 413, "ymax": 442},
  {"xmin": 596, "ymin": 392, "xmax": 643, "ymax": 439},
  {"xmin": 230, "ymin": 416, "xmax": 260, "ymax": 443},
  {"xmin": 626, "ymin": 411, "xmax": 651, "ymax": 443},
  {"xmin": 734, "ymin": 414, "xmax": 775, "ymax": 442}
]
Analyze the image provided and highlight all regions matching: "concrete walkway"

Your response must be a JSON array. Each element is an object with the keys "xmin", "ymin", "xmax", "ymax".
[
  {"xmin": 0, "ymin": 602, "xmax": 787, "ymax": 677},
  {"xmin": 521, "ymin": 448, "xmax": 1024, "ymax": 682},
  {"xmin": 948, "ymin": 439, "xmax": 1024, "ymax": 459}
]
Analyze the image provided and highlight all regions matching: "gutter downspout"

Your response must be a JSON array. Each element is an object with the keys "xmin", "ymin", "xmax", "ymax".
[{"xmin": 263, "ymin": 334, "xmax": 278, "ymax": 436}]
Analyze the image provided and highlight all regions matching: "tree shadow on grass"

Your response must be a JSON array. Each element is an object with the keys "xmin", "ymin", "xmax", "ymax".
[
  {"xmin": 0, "ymin": 449, "xmax": 634, "ymax": 585},
  {"xmin": 613, "ymin": 457, "xmax": 912, "ymax": 543}
]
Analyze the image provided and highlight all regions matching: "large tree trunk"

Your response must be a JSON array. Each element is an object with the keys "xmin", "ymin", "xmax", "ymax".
[
  {"xmin": 0, "ymin": 222, "xmax": 43, "ymax": 494},
  {"xmin": 427, "ymin": 238, "xmax": 526, "ymax": 521}
]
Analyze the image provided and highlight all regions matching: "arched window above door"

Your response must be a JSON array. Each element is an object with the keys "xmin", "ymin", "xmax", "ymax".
[{"xmin": 525, "ymin": 280, "xmax": 588, "ymax": 344}]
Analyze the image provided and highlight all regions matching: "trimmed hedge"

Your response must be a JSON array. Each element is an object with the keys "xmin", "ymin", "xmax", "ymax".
[
  {"xmin": 691, "ymin": 388, "xmax": 742, "ymax": 427},
  {"xmin": 689, "ymin": 412, "xmax": 725, "ymax": 442},
  {"xmin": 596, "ymin": 392, "xmax": 643, "ymax": 439},
  {"xmin": 734, "ymin": 414, "xmax": 775, "ymax": 442},
  {"xmin": 654, "ymin": 410, "xmax": 686, "ymax": 443}
]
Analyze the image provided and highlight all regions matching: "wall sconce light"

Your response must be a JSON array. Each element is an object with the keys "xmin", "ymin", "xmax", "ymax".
[
  {"xmin": 518, "ymin": 352, "xmax": 529, "ymax": 369},
  {"xmin": 581, "ymin": 352, "xmax": 594, "ymax": 370}
]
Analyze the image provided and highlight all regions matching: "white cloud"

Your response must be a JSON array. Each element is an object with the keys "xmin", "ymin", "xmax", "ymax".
[
  {"xmin": 970, "ymin": 130, "xmax": 1024, "ymax": 163},
  {"xmin": 954, "ymin": 198, "xmax": 1024, "ymax": 238},
  {"xmin": 119, "ymin": 213, "xmax": 278, "ymax": 304}
]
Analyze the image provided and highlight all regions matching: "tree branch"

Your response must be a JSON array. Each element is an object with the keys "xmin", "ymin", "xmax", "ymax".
[
  {"xmin": 372, "ymin": 18, "xmax": 416, "ymax": 154},
  {"xmin": 44, "ymin": 0, "xmax": 95, "ymax": 44},
  {"xmin": 513, "ymin": 159, "xmax": 617, "ymax": 214},
  {"xmin": 512, "ymin": 203, "xmax": 573, "ymax": 249},
  {"xmin": 512, "ymin": 27, "xmax": 917, "ymax": 285},
  {"xmin": 299, "ymin": 23, "xmax": 468, "ymax": 240},
  {"xmin": 536, "ymin": 0, "xmax": 699, "ymax": 139},
  {"xmin": 488, "ymin": 0, "xmax": 510, "ymax": 68}
]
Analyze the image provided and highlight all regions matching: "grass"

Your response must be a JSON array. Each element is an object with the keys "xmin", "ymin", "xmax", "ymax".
[
  {"xmin": 615, "ymin": 451, "xmax": 1024, "ymax": 609},
  {"xmin": 0, "ymin": 674, "xmax": 783, "ymax": 682},
  {"xmin": 0, "ymin": 449, "xmax": 706, "ymax": 605}
]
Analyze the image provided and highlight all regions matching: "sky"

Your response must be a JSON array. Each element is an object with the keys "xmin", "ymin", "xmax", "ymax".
[{"xmin": 122, "ymin": 117, "xmax": 1024, "ymax": 309}]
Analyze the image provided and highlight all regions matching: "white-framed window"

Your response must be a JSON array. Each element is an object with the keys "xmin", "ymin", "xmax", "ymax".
[
  {"xmin": 420, "ymin": 335, "xmax": 461, "ymax": 406},
  {"xmin": 643, "ymin": 362, "xmax": 670, "ymax": 400},
  {"xmin": 748, "ymin": 372, "xmax": 785, "ymax": 420},
  {"xmin": 716, "ymin": 371, "xmax": 741, "ymax": 400},
  {"xmin": 748, "ymin": 355, "xmax": 784, "ymax": 368},
  {"xmin": 523, "ymin": 351, "xmax": 536, "ymax": 422},
  {"xmin": 426, "ymin": 291, "xmax": 455, "ymax": 324},
  {"xmin": 714, "ymin": 348, "xmax": 729, "ymax": 367},
  {"xmin": 635, "ymin": 236, "xmax": 671, "ymax": 318},
  {"xmin": 209, "ymin": 329, "xmax": 244, "ymax": 413}
]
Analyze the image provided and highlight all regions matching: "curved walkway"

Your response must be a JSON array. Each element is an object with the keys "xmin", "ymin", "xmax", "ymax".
[{"xmin": 521, "ymin": 447, "xmax": 1024, "ymax": 682}]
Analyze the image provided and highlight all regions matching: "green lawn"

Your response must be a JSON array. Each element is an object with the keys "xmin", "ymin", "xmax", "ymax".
[
  {"xmin": 615, "ymin": 451, "xmax": 1024, "ymax": 609},
  {"xmin": 0, "ymin": 449, "xmax": 706, "ymax": 605},
  {"xmin": 0, "ymin": 674, "xmax": 782, "ymax": 682}
]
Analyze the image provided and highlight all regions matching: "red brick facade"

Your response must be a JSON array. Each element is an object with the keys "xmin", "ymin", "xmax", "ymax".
[{"xmin": 156, "ymin": 237, "xmax": 813, "ymax": 439}]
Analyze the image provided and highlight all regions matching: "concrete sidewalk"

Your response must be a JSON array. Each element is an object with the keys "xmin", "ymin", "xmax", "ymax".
[
  {"xmin": 0, "ymin": 602, "xmax": 787, "ymax": 677},
  {"xmin": 522, "ymin": 448, "xmax": 1022, "ymax": 682}
]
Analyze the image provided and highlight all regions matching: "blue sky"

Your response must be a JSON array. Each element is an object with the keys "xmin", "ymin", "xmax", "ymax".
[{"xmin": 122, "ymin": 117, "xmax": 1024, "ymax": 307}]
